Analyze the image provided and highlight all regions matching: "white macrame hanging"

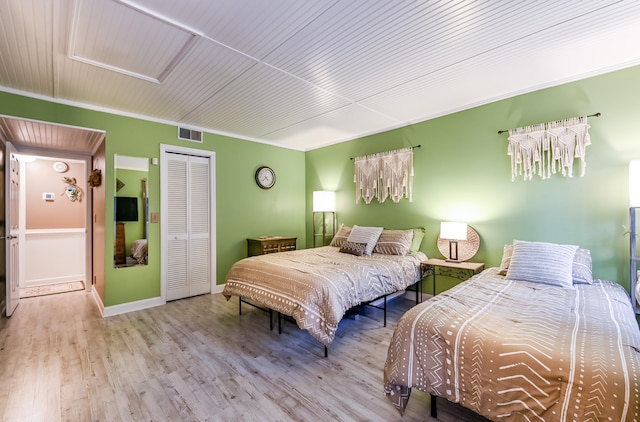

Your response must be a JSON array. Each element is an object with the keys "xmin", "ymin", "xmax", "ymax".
[
  {"xmin": 354, "ymin": 148, "xmax": 413, "ymax": 204},
  {"xmin": 507, "ymin": 116, "xmax": 590, "ymax": 181}
]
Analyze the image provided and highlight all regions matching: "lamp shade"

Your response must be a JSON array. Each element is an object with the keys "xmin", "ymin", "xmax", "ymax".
[
  {"xmin": 440, "ymin": 222, "xmax": 467, "ymax": 241},
  {"xmin": 313, "ymin": 191, "xmax": 335, "ymax": 212},
  {"xmin": 631, "ymin": 161, "xmax": 640, "ymax": 207}
]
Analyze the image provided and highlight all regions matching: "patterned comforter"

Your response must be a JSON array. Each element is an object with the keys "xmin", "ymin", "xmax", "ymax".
[
  {"xmin": 384, "ymin": 268, "xmax": 640, "ymax": 421},
  {"xmin": 223, "ymin": 246, "xmax": 427, "ymax": 347}
]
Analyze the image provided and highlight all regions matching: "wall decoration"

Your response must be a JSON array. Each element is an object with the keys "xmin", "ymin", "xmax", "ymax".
[
  {"xmin": 52, "ymin": 161, "xmax": 69, "ymax": 173},
  {"xmin": 116, "ymin": 178, "xmax": 125, "ymax": 192},
  {"xmin": 88, "ymin": 168, "xmax": 102, "ymax": 187},
  {"xmin": 500, "ymin": 114, "xmax": 599, "ymax": 181},
  {"xmin": 62, "ymin": 176, "xmax": 82, "ymax": 202},
  {"xmin": 353, "ymin": 147, "xmax": 415, "ymax": 204}
]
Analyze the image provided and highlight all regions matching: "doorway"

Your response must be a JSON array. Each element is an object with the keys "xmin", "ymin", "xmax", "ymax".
[
  {"xmin": 17, "ymin": 155, "xmax": 90, "ymax": 298},
  {"xmin": 0, "ymin": 115, "xmax": 106, "ymax": 315}
]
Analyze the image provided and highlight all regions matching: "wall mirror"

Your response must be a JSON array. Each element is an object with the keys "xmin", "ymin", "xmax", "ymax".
[{"xmin": 114, "ymin": 155, "xmax": 149, "ymax": 268}]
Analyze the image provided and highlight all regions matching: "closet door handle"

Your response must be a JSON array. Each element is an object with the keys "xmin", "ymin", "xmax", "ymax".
[{"xmin": 0, "ymin": 235, "xmax": 16, "ymax": 240}]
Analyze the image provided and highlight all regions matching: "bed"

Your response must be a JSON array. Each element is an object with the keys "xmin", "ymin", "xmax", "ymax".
[
  {"xmin": 384, "ymin": 240, "xmax": 640, "ymax": 421},
  {"xmin": 223, "ymin": 225, "xmax": 427, "ymax": 351}
]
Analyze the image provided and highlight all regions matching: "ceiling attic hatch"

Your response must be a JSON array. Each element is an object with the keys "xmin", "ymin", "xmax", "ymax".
[
  {"xmin": 69, "ymin": 0, "xmax": 199, "ymax": 83},
  {"xmin": 178, "ymin": 127, "xmax": 202, "ymax": 143}
]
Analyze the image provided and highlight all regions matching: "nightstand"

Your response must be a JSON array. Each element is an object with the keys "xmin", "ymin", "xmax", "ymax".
[
  {"xmin": 247, "ymin": 236, "xmax": 297, "ymax": 256},
  {"xmin": 421, "ymin": 258, "xmax": 485, "ymax": 296}
]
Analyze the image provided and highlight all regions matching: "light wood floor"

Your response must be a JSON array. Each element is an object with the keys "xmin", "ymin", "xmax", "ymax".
[{"xmin": 0, "ymin": 290, "xmax": 489, "ymax": 422}]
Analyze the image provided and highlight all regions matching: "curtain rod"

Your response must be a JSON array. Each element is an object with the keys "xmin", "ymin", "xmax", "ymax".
[
  {"xmin": 497, "ymin": 113, "xmax": 601, "ymax": 135},
  {"xmin": 350, "ymin": 145, "xmax": 421, "ymax": 160}
]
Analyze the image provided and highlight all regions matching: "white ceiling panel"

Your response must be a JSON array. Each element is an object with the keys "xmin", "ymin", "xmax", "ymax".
[
  {"xmin": 361, "ymin": 16, "xmax": 640, "ymax": 124},
  {"xmin": 70, "ymin": 0, "xmax": 198, "ymax": 82},
  {"xmin": 0, "ymin": 116, "xmax": 105, "ymax": 155},
  {"xmin": 181, "ymin": 62, "xmax": 352, "ymax": 138},
  {"xmin": 261, "ymin": 104, "xmax": 404, "ymax": 150},
  {"xmin": 1, "ymin": 0, "xmax": 640, "ymax": 152}
]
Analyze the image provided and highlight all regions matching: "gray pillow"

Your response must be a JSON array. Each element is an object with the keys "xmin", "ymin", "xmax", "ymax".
[
  {"xmin": 500, "ymin": 243, "xmax": 592, "ymax": 284},
  {"xmin": 329, "ymin": 224, "xmax": 352, "ymax": 248},
  {"xmin": 572, "ymin": 248, "xmax": 593, "ymax": 284},
  {"xmin": 373, "ymin": 229, "xmax": 413, "ymax": 256},
  {"xmin": 505, "ymin": 240, "xmax": 578, "ymax": 288},
  {"xmin": 346, "ymin": 225, "xmax": 383, "ymax": 256}
]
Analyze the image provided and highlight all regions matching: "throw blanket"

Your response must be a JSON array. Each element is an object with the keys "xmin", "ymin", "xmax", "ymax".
[
  {"xmin": 384, "ymin": 268, "xmax": 640, "ymax": 421},
  {"xmin": 223, "ymin": 246, "xmax": 426, "ymax": 346}
]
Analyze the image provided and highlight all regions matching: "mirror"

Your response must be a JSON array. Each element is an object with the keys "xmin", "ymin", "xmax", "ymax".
[{"xmin": 114, "ymin": 155, "xmax": 149, "ymax": 268}]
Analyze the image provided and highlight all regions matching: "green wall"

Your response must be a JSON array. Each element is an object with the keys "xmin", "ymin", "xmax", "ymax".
[
  {"xmin": 0, "ymin": 91, "xmax": 306, "ymax": 307},
  {"xmin": 306, "ymin": 65, "xmax": 640, "ymax": 293}
]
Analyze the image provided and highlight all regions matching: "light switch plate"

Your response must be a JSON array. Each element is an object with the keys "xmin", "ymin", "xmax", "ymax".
[{"xmin": 43, "ymin": 192, "xmax": 55, "ymax": 201}]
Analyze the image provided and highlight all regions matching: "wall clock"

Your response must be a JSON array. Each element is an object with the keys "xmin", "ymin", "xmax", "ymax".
[
  {"xmin": 255, "ymin": 166, "xmax": 276, "ymax": 189},
  {"xmin": 53, "ymin": 161, "xmax": 68, "ymax": 173}
]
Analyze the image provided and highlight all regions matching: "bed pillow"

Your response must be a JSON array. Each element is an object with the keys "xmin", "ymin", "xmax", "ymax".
[
  {"xmin": 329, "ymin": 224, "xmax": 352, "ymax": 248},
  {"xmin": 409, "ymin": 227, "xmax": 426, "ymax": 254},
  {"xmin": 498, "ymin": 244, "xmax": 513, "ymax": 275},
  {"xmin": 499, "ymin": 242, "xmax": 592, "ymax": 284},
  {"xmin": 373, "ymin": 229, "xmax": 413, "ymax": 255},
  {"xmin": 346, "ymin": 225, "xmax": 383, "ymax": 255},
  {"xmin": 505, "ymin": 240, "xmax": 578, "ymax": 288},
  {"xmin": 339, "ymin": 241, "xmax": 367, "ymax": 256},
  {"xmin": 572, "ymin": 248, "xmax": 594, "ymax": 285}
]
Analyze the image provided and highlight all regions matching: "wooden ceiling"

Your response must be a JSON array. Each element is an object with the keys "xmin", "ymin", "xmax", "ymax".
[{"xmin": 1, "ymin": 0, "xmax": 640, "ymax": 152}]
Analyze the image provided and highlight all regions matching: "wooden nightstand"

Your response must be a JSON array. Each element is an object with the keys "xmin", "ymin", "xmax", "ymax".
[
  {"xmin": 421, "ymin": 258, "xmax": 485, "ymax": 296},
  {"xmin": 247, "ymin": 236, "xmax": 297, "ymax": 256}
]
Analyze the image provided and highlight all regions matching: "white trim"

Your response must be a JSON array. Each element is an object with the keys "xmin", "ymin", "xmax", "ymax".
[
  {"xmin": 24, "ymin": 228, "xmax": 86, "ymax": 235},
  {"xmin": 212, "ymin": 283, "xmax": 225, "ymax": 294},
  {"xmin": 91, "ymin": 287, "xmax": 105, "ymax": 316},
  {"xmin": 103, "ymin": 296, "xmax": 164, "ymax": 317},
  {"xmin": 160, "ymin": 144, "xmax": 216, "ymax": 303}
]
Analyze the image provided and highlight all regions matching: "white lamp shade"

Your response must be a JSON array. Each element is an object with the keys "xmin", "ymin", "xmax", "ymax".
[
  {"xmin": 440, "ymin": 222, "xmax": 468, "ymax": 241},
  {"xmin": 631, "ymin": 161, "xmax": 640, "ymax": 207},
  {"xmin": 313, "ymin": 191, "xmax": 335, "ymax": 212}
]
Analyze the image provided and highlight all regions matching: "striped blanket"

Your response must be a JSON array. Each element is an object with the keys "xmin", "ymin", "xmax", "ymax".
[
  {"xmin": 384, "ymin": 268, "xmax": 640, "ymax": 421},
  {"xmin": 223, "ymin": 246, "xmax": 426, "ymax": 347}
]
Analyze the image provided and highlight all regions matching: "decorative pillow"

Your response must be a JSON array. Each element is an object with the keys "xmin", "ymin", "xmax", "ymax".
[
  {"xmin": 572, "ymin": 248, "xmax": 593, "ymax": 284},
  {"xmin": 498, "ymin": 244, "xmax": 513, "ymax": 275},
  {"xmin": 339, "ymin": 241, "xmax": 368, "ymax": 256},
  {"xmin": 329, "ymin": 224, "xmax": 352, "ymax": 248},
  {"xmin": 500, "ymin": 242, "xmax": 592, "ymax": 284},
  {"xmin": 409, "ymin": 227, "xmax": 426, "ymax": 255},
  {"xmin": 346, "ymin": 225, "xmax": 383, "ymax": 255},
  {"xmin": 505, "ymin": 240, "xmax": 578, "ymax": 288},
  {"xmin": 373, "ymin": 229, "xmax": 413, "ymax": 255}
]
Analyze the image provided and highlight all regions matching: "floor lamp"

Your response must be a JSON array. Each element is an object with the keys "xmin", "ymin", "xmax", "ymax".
[{"xmin": 313, "ymin": 191, "xmax": 336, "ymax": 248}]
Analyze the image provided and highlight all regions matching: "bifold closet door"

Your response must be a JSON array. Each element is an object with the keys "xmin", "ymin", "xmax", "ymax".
[{"xmin": 166, "ymin": 153, "xmax": 211, "ymax": 301}]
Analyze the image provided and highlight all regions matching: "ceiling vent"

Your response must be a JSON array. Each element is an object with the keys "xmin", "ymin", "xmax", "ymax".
[{"xmin": 178, "ymin": 127, "xmax": 202, "ymax": 143}]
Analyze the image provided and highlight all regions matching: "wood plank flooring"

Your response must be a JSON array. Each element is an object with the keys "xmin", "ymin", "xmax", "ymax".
[{"xmin": 0, "ymin": 290, "xmax": 489, "ymax": 421}]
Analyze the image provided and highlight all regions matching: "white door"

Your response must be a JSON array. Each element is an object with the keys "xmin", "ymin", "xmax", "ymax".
[
  {"xmin": 5, "ymin": 143, "xmax": 19, "ymax": 316},
  {"xmin": 163, "ymin": 150, "xmax": 214, "ymax": 301}
]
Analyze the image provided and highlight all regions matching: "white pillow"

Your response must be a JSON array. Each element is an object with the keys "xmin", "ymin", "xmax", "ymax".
[
  {"xmin": 346, "ymin": 225, "xmax": 383, "ymax": 256},
  {"xmin": 505, "ymin": 240, "xmax": 578, "ymax": 288}
]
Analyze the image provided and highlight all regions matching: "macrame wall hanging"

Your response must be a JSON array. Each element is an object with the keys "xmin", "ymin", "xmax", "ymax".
[
  {"xmin": 499, "ymin": 113, "xmax": 599, "ymax": 181},
  {"xmin": 353, "ymin": 147, "xmax": 416, "ymax": 204}
]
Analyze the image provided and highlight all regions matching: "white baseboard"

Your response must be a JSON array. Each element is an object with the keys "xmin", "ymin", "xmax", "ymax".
[
  {"xmin": 103, "ymin": 296, "xmax": 164, "ymax": 317},
  {"xmin": 212, "ymin": 283, "xmax": 225, "ymax": 294},
  {"xmin": 24, "ymin": 274, "xmax": 85, "ymax": 288},
  {"xmin": 91, "ymin": 288, "xmax": 105, "ymax": 316}
]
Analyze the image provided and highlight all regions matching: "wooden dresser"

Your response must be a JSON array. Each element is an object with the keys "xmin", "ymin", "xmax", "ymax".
[
  {"xmin": 114, "ymin": 222, "xmax": 126, "ymax": 265},
  {"xmin": 247, "ymin": 236, "xmax": 297, "ymax": 257}
]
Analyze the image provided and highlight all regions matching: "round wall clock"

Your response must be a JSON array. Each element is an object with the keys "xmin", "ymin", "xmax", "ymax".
[
  {"xmin": 53, "ymin": 161, "xmax": 69, "ymax": 173},
  {"xmin": 255, "ymin": 166, "xmax": 276, "ymax": 189}
]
